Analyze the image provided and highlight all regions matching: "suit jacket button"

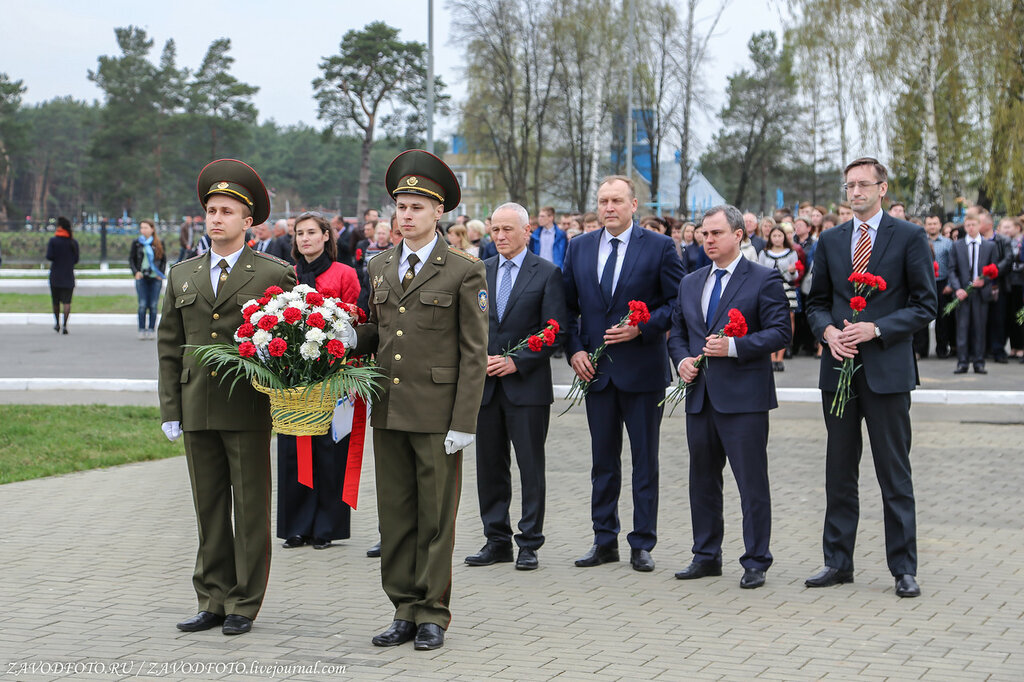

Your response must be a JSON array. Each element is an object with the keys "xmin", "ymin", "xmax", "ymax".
[
  {"xmin": 210, "ymin": 332, "xmax": 218, "ymax": 339},
  {"xmin": 399, "ymin": 306, "xmax": 406, "ymax": 313},
  {"xmin": 396, "ymin": 330, "xmax": 403, "ymax": 336},
  {"xmin": 393, "ymin": 377, "xmax": 400, "ymax": 384},
  {"xmin": 212, "ymin": 313, "xmax": 220, "ymax": 320},
  {"xmin": 433, "ymin": 298, "xmax": 439, "ymax": 304},
  {"xmin": 210, "ymin": 370, "xmax": 218, "ymax": 377},
  {"xmin": 394, "ymin": 353, "xmax": 401, "ymax": 361}
]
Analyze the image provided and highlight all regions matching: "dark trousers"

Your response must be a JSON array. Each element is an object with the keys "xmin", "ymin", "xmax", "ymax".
[
  {"xmin": 821, "ymin": 369, "xmax": 916, "ymax": 576},
  {"xmin": 685, "ymin": 405, "xmax": 773, "ymax": 570},
  {"xmin": 584, "ymin": 384, "xmax": 663, "ymax": 551},
  {"xmin": 936, "ymin": 279, "xmax": 955, "ymax": 355},
  {"xmin": 475, "ymin": 386, "xmax": 548, "ymax": 550},
  {"xmin": 987, "ymin": 289, "xmax": 1008, "ymax": 358},
  {"xmin": 276, "ymin": 433, "xmax": 351, "ymax": 541},
  {"xmin": 183, "ymin": 429, "xmax": 272, "ymax": 620},
  {"xmin": 373, "ymin": 429, "xmax": 460, "ymax": 629},
  {"xmin": 135, "ymin": 277, "xmax": 162, "ymax": 331},
  {"xmin": 1007, "ymin": 285, "xmax": 1024, "ymax": 350},
  {"xmin": 957, "ymin": 292, "xmax": 988, "ymax": 365}
]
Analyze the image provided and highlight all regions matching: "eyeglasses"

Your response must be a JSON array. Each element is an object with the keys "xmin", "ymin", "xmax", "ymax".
[{"xmin": 842, "ymin": 181, "xmax": 883, "ymax": 192}]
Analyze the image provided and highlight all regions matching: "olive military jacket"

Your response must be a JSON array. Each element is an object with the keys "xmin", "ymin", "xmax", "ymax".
[
  {"xmin": 158, "ymin": 246, "xmax": 297, "ymax": 431},
  {"xmin": 355, "ymin": 236, "xmax": 488, "ymax": 434}
]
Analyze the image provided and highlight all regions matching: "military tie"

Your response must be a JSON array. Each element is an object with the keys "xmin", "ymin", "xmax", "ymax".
[
  {"xmin": 216, "ymin": 259, "xmax": 230, "ymax": 296},
  {"xmin": 496, "ymin": 260, "xmax": 514, "ymax": 322},
  {"xmin": 402, "ymin": 254, "xmax": 419, "ymax": 292},
  {"xmin": 600, "ymin": 237, "xmax": 620, "ymax": 304},
  {"xmin": 852, "ymin": 224, "xmax": 872, "ymax": 273},
  {"xmin": 706, "ymin": 269, "xmax": 727, "ymax": 329}
]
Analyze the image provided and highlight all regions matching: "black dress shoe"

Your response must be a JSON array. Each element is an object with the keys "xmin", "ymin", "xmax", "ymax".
[
  {"xmin": 176, "ymin": 611, "xmax": 224, "ymax": 632},
  {"xmin": 674, "ymin": 560, "xmax": 722, "ymax": 580},
  {"xmin": 740, "ymin": 567, "xmax": 766, "ymax": 589},
  {"xmin": 371, "ymin": 619, "xmax": 416, "ymax": 647},
  {"xmin": 953, "ymin": 364, "xmax": 969, "ymax": 374},
  {"xmin": 895, "ymin": 574, "xmax": 921, "ymax": 598},
  {"xmin": 974, "ymin": 364, "xmax": 987, "ymax": 374},
  {"xmin": 515, "ymin": 548, "xmax": 538, "ymax": 570},
  {"xmin": 574, "ymin": 543, "xmax": 619, "ymax": 567},
  {"xmin": 994, "ymin": 355, "xmax": 1009, "ymax": 364},
  {"xmin": 413, "ymin": 623, "xmax": 445, "ymax": 650},
  {"xmin": 464, "ymin": 542, "xmax": 514, "ymax": 566},
  {"xmin": 221, "ymin": 615, "xmax": 252, "ymax": 635},
  {"xmin": 312, "ymin": 537, "xmax": 332, "ymax": 549},
  {"xmin": 804, "ymin": 566, "xmax": 854, "ymax": 587},
  {"xmin": 366, "ymin": 542, "xmax": 381, "ymax": 558},
  {"xmin": 630, "ymin": 548, "xmax": 655, "ymax": 572},
  {"xmin": 282, "ymin": 535, "xmax": 307, "ymax": 549}
]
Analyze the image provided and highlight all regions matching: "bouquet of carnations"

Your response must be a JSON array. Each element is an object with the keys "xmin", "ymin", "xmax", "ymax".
[
  {"xmin": 659, "ymin": 308, "xmax": 747, "ymax": 417},
  {"xmin": 943, "ymin": 264, "xmax": 998, "ymax": 317},
  {"xmin": 830, "ymin": 272, "xmax": 886, "ymax": 418},
  {"xmin": 501, "ymin": 318, "xmax": 560, "ymax": 357},
  {"xmin": 561, "ymin": 300, "xmax": 649, "ymax": 414}
]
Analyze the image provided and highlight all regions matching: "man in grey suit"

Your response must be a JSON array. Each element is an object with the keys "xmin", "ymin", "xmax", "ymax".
[{"xmin": 466, "ymin": 202, "xmax": 567, "ymax": 571}]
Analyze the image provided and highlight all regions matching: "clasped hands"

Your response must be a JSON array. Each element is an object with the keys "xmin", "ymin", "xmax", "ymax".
[
  {"xmin": 675, "ymin": 335, "xmax": 731, "ymax": 383},
  {"xmin": 570, "ymin": 324, "xmax": 641, "ymax": 381},
  {"xmin": 824, "ymin": 320, "xmax": 876, "ymax": 361},
  {"xmin": 486, "ymin": 355, "xmax": 518, "ymax": 377}
]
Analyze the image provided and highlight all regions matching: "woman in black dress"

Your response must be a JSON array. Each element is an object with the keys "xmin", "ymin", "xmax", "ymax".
[{"xmin": 46, "ymin": 216, "xmax": 79, "ymax": 335}]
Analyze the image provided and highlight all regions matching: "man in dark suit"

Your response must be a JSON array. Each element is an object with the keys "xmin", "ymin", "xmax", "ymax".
[
  {"xmin": 744, "ymin": 212, "xmax": 766, "ymax": 254},
  {"xmin": 949, "ymin": 208, "xmax": 997, "ymax": 374},
  {"xmin": 804, "ymin": 157, "xmax": 936, "ymax": 598},
  {"xmin": 465, "ymin": 202, "xmax": 566, "ymax": 571},
  {"xmin": 333, "ymin": 214, "xmax": 356, "ymax": 267},
  {"xmin": 667, "ymin": 205, "xmax": 791, "ymax": 589},
  {"xmin": 979, "ymin": 209, "xmax": 1013, "ymax": 362},
  {"xmin": 562, "ymin": 175, "xmax": 684, "ymax": 572}
]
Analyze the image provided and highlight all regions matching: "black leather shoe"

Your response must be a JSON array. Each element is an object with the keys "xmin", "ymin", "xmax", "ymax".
[
  {"xmin": 740, "ymin": 567, "xmax": 766, "ymax": 589},
  {"xmin": 312, "ymin": 538, "xmax": 332, "ymax": 549},
  {"xmin": 282, "ymin": 535, "xmax": 306, "ymax": 549},
  {"xmin": 515, "ymin": 548, "xmax": 538, "ymax": 570},
  {"xmin": 805, "ymin": 566, "xmax": 854, "ymax": 587},
  {"xmin": 630, "ymin": 548, "xmax": 655, "ymax": 572},
  {"xmin": 464, "ymin": 542, "xmax": 514, "ymax": 566},
  {"xmin": 413, "ymin": 623, "xmax": 445, "ymax": 650},
  {"xmin": 221, "ymin": 615, "xmax": 252, "ymax": 635},
  {"xmin": 953, "ymin": 364, "xmax": 968, "ymax": 374},
  {"xmin": 574, "ymin": 543, "xmax": 619, "ymax": 567},
  {"xmin": 674, "ymin": 560, "xmax": 722, "ymax": 580},
  {"xmin": 895, "ymin": 574, "xmax": 921, "ymax": 598},
  {"xmin": 371, "ymin": 620, "xmax": 415, "ymax": 647},
  {"xmin": 994, "ymin": 355, "xmax": 1009, "ymax": 364},
  {"xmin": 176, "ymin": 611, "xmax": 224, "ymax": 632},
  {"xmin": 974, "ymin": 364, "xmax": 988, "ymax": 374},
  {"xmin": 366, "ymin": 542, "xmax": 381, "ymax": 558}
]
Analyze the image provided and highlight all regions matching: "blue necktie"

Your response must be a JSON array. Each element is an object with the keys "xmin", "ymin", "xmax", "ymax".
[
  {"xmin": 496, "ymin": 260, "xmax": 513, "ymax": 322},
  {"xmin": 706, "ymin": 269, "xmax": 727, "ymax": 329},
  {"xmin": 601, "ymin": 237, "xmax": 620, "ymax": 304}
]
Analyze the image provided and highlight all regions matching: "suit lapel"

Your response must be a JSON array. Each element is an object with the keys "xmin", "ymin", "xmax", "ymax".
[
  {"xmin": 214, "ymin": 247, "xmax": 256, "ymax": 310},
  {"xmin": 192, "ymin": 252, "xmax": 215, "ymax": 306},
  {"xmin": 866, "ymin": 213, "xmax": 895, "ymax": 274},
  {"xmin": 486, "ymin": 258, "xmax": 499, "ymax": 325},
  {"xmin": 502, "ymin": 253, "xmax": 540, "ymax": 324},
  {"xmin": 835, "ymin": 221, "xmax": 855, "ymax": 284},
  {"xmin": 708, "ymin": 257, "xmax": 749, "ymax": 332},
  {"xmin": 381, "ymin": 245, "xmax": 403, "ymax": 292},
  {"xmin": 691, "ymin": 264, "xmax": 712, "ymax": 335},
  {"xmin": 610, "ymin": 223, "xmax": 642, "ymax": 310},
  {"xmin": 400, "ymin": 237, "xmax": 446, "ymax": 300}
]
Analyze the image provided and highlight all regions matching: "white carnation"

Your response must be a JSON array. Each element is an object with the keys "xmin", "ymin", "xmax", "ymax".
[
  {"xmin": 241, "ymin": 299, "xmax": 259, "ymax": 310},
  {"xmin": 252, "ymin": 329, "xmax": 272, "ymax": 348},
  {"xmin": 312, "ymin": 305, "xmax": 334, "ymax": 320},
  {"xmin": 264, "ymin": 299, "xmax": 284, "ymax": 315},
  {"xmin": 305, "ymin": 328, "xmax": 326, "ymax": 344},
  {"xmin": 292, "ymin": 284, "xmax": 315, "ymax": 296},
  {"xmin": 281, "ymin": 290, "xmax": 301, "ymax": 302},
  {"xmin": 249, "ymin": 311, "xmax": 265, "ymax": 326},
  {"xmin": 332, "ymin": 318, "xmax": 355, "ymax": 341},
  {"xmin": 299, "ymin": 341, "xmax": 321, "ymax": 360}
]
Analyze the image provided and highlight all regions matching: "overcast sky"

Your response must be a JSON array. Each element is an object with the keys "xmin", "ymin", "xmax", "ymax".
[{"xmin": 1, "ymin": 0, "xmax": 784, "ymax": 153}]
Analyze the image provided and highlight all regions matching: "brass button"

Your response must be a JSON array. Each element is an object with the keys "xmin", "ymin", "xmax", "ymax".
[
  {"xmin": 210, "ymin": 332, "xmax": 218, "ymax": 339},
  {"xmin": 399, "ymin": 306, "xmax": 406, "ymax": 313},
  {"xmin": 393, "ymin": 377, "xmax": 400, "ymax": 385},
  {"xmin": 433, "ymin": 298, "xmax": 439, "ymax": 304},
  {"xmin": 436, "ymin": 256, "xmax": 442, "ymax": 261},
  {"xmin": 212, "ymin": 313, "xmax": 220, "ymax": 320},
  {"xmin": 394, "ymin": 353, "xmax": 402, "ymax": 361},
  {"xmin": 210, "ymin": 370, "xmax": 218, "ymax": 377},
  {"xmin": 396, "ymin": 330, "xmax": 403, "ymax": 337},
  {"xmin": 246, "ymin": 264, "xmax": 252, "ymax": 269}
]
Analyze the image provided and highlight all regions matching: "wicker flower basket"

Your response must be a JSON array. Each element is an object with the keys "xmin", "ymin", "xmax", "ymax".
[{"xmin": 251, "ymin": 379, "xmax": 341, "ymax": 436}]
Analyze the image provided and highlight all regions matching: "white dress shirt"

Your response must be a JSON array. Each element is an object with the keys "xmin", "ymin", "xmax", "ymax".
[
  {"xmin": 700, "ymin": 253, "xmax": 743, "ymax": 358},
  {"xmin": 597, "ymin": 226, "xmax": 633, "ymax": 294},
  {"xmin": 538, "ymin": 225, "xmax": 556, "ymax": 263},
  {"xmin": 850, "ymin": 209, "xmax": 883, "ymax": 261},
  {"xmin": 398, "ymin": 234, "xmax": 439, "ymax": 282},
  {"xmin": 496, "ymin": 247, "xmax": 528, "ymax": 299},
  {"xmin": 964, "ymin": 235, "xmax": 982, "ymax": 281},
  {"xmin": 209, "ymin": 245, "xmax": 244, "ymax": 293}
]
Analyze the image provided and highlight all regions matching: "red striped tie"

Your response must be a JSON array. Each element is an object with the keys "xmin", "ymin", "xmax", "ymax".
[{"xmin": 852, "ymin": 224, "xmax": 872, "ymax": 273}]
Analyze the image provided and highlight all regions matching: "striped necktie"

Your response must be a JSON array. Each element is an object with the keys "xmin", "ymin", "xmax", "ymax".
[{"xmin": 852, "ymin": 224, "xmax": 872, "ymax": 273}]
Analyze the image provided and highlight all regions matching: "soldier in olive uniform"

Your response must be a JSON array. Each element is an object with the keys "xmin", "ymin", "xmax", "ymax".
[
  {"xmin": 157, "ymin": 159, "xmax": 296, "ymax": 636},
  {"xmin": 349, "ymin": 150, "xmax": 488, "ymax": 651}
]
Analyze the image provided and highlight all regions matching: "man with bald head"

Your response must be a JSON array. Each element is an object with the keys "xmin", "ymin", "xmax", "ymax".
[
  {"xmin": 744, "ymin": 212, "xmax": 765, "ymax": 254},
  {"xmin": 465, "ymin": 203, "xmax": 567, "ymax": 572}
]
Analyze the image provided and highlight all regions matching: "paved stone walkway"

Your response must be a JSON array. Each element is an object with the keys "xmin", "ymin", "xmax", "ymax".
[{"xmin": 1, "ymin": 399, "xmax": 1023, "ymax": 680}]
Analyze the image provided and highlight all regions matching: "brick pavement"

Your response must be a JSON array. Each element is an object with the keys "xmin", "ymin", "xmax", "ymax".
[{"xmin": 1, "ymin": 401, "xmax": 1023, "ymax": 681}]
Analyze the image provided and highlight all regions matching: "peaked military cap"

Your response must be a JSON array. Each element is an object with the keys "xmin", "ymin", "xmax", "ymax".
[
  {"xmin": 196, "ymin": 158, "xmax": 271, "ymax": 225},
  {"xmin": 385, "ymin": 149, "xmax": 461, "ymax": 213}
]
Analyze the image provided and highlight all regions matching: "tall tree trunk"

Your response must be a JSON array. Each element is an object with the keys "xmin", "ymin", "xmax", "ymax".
[{"xmin": 357, "ymin": 117, "xmax": 375, "ymax": 220}]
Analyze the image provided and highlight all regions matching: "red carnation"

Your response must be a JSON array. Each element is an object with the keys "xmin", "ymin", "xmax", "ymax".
[
  {"xmin": 546, "ymin": 318, "xmax": 560, "ymax": 334},
  {"xmin": 982, "ymin": 264, "xmax": 999, "ymax": 280},
  {"xmin": 527, "ymin": 335, "xmax": 544, "ymax": 352},
  {"xmin": 356, "ymin": 307, "xmax": 367, "ymax": 324},
  {"xmin": 723, "ymin": 309, "xmax": 748, "ymax": 337},
  {"xmin": 874, "ymin": 275, "xmax": 887, "ymax": 291},
  {"xmin": 257, "ymin": 314, "xmax": 279, "ymax": 331},
  {"xmin": 238, "ymin": 341, "xmax": 257, "ymax": 358},
  {"xmin": 850, "ymin": 296, "xmax": 867, "ymax": 312},
  {"xmin": 236, "ymin": 322, "xmax": 255, "ymax": 339},
  {"xmin": 257, "ymin": 296, "xmax": 271, "ymax": 306},
  {"xmin": 282, "ymin": 307, "xmax": 302, "ymax": 324},
  {"xmin": 356, "ymin": 248, "xmax": 363, "ymax": 261},
  {"xmin": 305, "ymin": 291, "xmax": 324, "ymax": 307},
  {"xmin": 326, "ymin": 339, "xmax": 346, "ymax": 358},
  {"xmin": 933, "ymin": 261, "xmax": 940, "ymax": 277},
  {"xmin": 795, "ymin": 260, "xmax": 806, "ymax": 274},
  {"xmin": 264, "ymin": 285, "xmax": 284, "ymax": 297},
  {"xmin": 243, "ymin": 304, "xmax": 260, "ymax": 320},
  {"xmin": 306, "ymin": 312, "xmax": 326, "ymax": 329},
  {"xmin": 542, "ymin": 328, "xmax": 556, "ymax": 346},
  {"xmin": 267, "ymin": 338, "xmax": 287, "ymax": 357},
  {"xmin": 627, "ymin": 300, "xmax": 651, "ymax": 326}
]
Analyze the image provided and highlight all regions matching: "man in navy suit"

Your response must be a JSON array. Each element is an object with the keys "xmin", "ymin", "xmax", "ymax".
[
  {"xmin": 804, "ymin": 157, "xmax": 936, "ymax": 598},
  {"xmin": 466, "ymin": 203, "xmax": 566, "ymax": 571},
  {"xmin": 667, "ymin": 205, "xmax": 791, "ymax": 589},
  {"xmin": 563, "ymin": 175, "xmax": 684, "ymax": 572},
  {"xmin": 529, "ymin": 206, "xmax": 568, "ymax": 269},
  {"xmin": 948, "ymin": 208, "xmax": 997, "ymax": 374}
]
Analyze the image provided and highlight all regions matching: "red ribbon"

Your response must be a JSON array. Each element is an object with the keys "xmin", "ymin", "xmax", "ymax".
[
  {"xmin": 296, "ymin": 435, "xmax": 313, "ymax": 489},
  {"xmin": 342, "ymin": 397, "xmax": 368, "ymax": 510}
]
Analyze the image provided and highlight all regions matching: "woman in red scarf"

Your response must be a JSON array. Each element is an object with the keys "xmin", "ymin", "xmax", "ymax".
[{"xmin": 46, "ymin": 216, "xmax": 80, "ymax": 334}]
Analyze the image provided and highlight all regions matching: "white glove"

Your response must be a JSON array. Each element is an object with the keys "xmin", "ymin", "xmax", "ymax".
[
  {"xmin": 444, "ymin": 430, "xmax": 475, "ymax": 455},
  {"xmin": 339, "ymin": 323, "xmax": 358, "ymax": 350},
  {"xmin": 161, "ymin": 421, "xmax": 182, "ymax": 442}
]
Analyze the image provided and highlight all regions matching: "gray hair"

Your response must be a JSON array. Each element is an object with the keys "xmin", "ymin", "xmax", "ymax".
[
  {"xmin": 274, "ymin": 219, "xmax": 288, "ymax": 230},
  {"xmin": 704, "ymin": 204, "xmax": 745, "ymax": 232},
  {"xmin": 492, "ymin": 202, "xmax": 530, "ymax": 228}
]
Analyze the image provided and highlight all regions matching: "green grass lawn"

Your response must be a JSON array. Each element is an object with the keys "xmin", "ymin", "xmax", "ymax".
[
  {"xmin": 0, "ymin": 293, "xmax": 141, "ymax": 314},
  {"xmin": 0, "ymin": 405, "xmax": 184, "ymax": 484}
]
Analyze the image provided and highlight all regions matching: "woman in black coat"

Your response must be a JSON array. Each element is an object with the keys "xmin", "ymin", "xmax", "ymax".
[{"xmin": 46, "ymin": 216, "xmax": 80, "ymax": 334}]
